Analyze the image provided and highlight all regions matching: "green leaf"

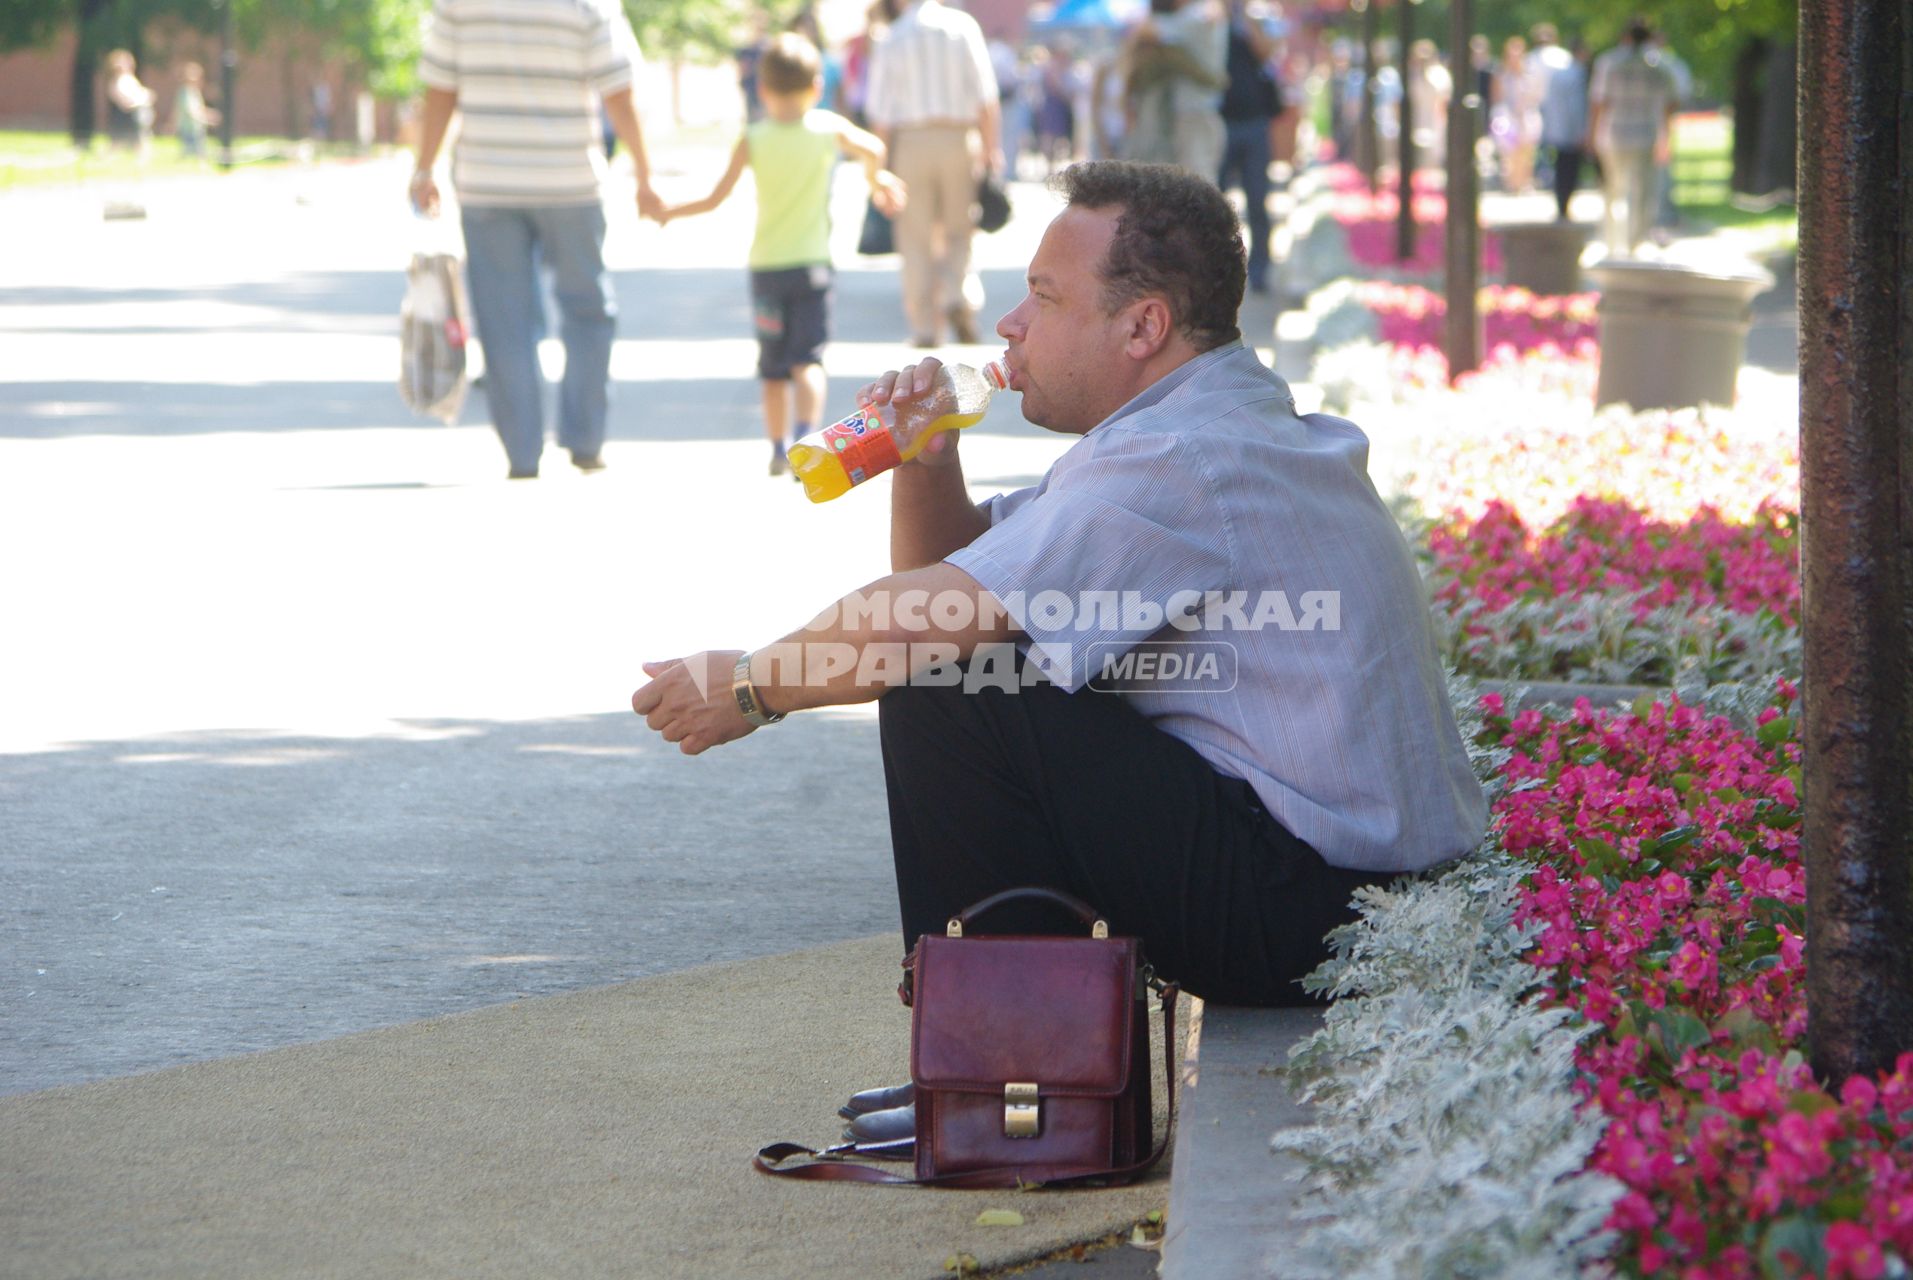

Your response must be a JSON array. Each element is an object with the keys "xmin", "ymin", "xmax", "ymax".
[
  {"xmin": 1651, "ymin": 1008, "xmax": 1714, "ymax": 1057},
  {"xmin": 1759, "ymin": 1214, "xmax": 1827, "ymax": 1279},
  {"xmin": 1714, "ymin": 1006, "xmax": 1779, "ymax": 1053},
  {"xmin": 1757, "ymin": 715, "xmax": 1796, "ymax": 748},
  {"xmin": 1657, "ymin": 825, "xmax": 1702, "ymax": 853},
  {"xmin": 974, "ymin": 1210, "xmax": 1025, "ymax": 1227}
]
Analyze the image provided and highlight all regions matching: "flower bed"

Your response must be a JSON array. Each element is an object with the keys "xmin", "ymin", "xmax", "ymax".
[
  {"xmin": 1309, "ymin": 330, "xmax": 1800, "ymax": 530},
  {"xmin": 1493, "ymin": 689, "xmax": 1913, "ymax": 1278},
  {"xmin": 1320, "ymin": 163, "xmax": 1506, "ymax": 276},
  {"xmin": 1420, "ymin": 498, "xmax": 1801, "ymax": 688},
  {"xmin": 1278, "ymin": 687, "xmax": 1913, "ymax": 1278},
  {"xmin": 1427, "ymin": 499, "xmax": 1798, "ymax": 623},
  {"xmin": 1355, "ymin": 281, "xmax": 1599, "ymax": 359}
]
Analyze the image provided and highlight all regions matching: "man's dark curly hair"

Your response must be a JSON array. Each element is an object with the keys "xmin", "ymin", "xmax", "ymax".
[{"xmin": 1050, "ymin": 161, "xmax": 1245, "ymax": 352}]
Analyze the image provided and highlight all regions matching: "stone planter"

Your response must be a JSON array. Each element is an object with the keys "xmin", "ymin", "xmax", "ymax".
[
  {"xmin": 1499, "ymin": 221, "xmax": 1592, "ymax": 295},
  {"xmin": 1585, "ymin": 259, "xmax": 1776, "ymax": 411}
]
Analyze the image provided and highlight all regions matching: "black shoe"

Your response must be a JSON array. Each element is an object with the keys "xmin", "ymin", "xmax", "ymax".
[
  {"xmin": 571, "ymin": 452, "xmax": 606, "ymax": 474},
  {"xmin": 843, "ymin": 1102, "xmax": 916, "ymax": 1145},
  {"xmin": 838, "ymin": 1081, "xmax": 914, "ymax": 1120}
]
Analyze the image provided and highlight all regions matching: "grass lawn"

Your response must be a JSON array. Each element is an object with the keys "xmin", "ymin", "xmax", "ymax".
[
  {"xmin": 1669, "ymin": 111, "xmax": 1797, "ymax": 252},
  {"xmin": 0, "ymin": 129, "xmax": 326, "ymax": 188}
]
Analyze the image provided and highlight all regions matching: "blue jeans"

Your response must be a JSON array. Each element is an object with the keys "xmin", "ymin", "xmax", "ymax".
[
  {"xmin": 460, "ymin": 203, "xmax": 616, "ymax": 472},
  {"xmin": 1218, "ymin": 119, "xmax": 1274, "ymax": 289}
]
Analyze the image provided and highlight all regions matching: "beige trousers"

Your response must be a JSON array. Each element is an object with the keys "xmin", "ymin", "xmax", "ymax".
[{"xmin": 889, "ymin": 124, "xmax": 980, "ymax": 343}]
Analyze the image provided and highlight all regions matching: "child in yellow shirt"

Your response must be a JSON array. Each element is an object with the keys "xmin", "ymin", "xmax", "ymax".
[{"xmin": 661, "ymin": 32, "xmax": 905, "ymax": 476}]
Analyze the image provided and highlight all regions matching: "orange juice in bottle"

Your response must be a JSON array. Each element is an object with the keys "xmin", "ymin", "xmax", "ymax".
[{"xmin": 789, "ymin": 359, "xmax": 1009, "ymax": 503}]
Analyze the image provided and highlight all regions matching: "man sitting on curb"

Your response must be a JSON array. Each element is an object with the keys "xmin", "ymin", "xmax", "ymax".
[{"xmin": 631, "ymin": 161, "xmax": 1485, "ymax": 1142}]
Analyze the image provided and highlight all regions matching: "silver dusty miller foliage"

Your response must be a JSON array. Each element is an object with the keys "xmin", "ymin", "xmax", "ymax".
[{"xmin": 1265, "ymin": 677, "xmax": 1622, "ymax": 1279}]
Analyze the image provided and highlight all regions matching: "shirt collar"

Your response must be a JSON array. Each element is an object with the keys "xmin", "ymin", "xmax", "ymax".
[{"xmin": 1096, "ymin": 341, "xmax": 1250, "ymax": 431}]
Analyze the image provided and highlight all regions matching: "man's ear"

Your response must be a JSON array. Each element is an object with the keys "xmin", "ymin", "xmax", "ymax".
[{"xmin": 1120, "ymin": 297, "xmax": 1174, "ymax": 360}]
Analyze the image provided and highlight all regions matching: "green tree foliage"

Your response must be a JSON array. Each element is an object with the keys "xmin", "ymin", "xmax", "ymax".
[
  {"xmin": 623, "ymin": 0, "xmax": 806, "ymax": 63},
  {"xmin": 1335, "ymin": 0, "xmax": 1798, "ymax": 103}
]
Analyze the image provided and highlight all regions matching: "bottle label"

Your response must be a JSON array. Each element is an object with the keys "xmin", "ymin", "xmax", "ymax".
[{"xmin": 820, "ymin": 407, "xmax": 903, "ymax": 486}]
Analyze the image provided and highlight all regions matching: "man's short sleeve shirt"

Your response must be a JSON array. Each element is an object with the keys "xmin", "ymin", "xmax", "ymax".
[
  {"xmin": 947, "ymin": 345, "xmax": 1487, "ymax": 874},
  {"xmin": 420, "ymin": 0, "xmax": 640, "ymax": 206}
]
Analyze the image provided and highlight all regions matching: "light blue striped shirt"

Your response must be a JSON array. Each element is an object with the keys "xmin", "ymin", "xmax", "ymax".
[{"xmin": 946, "ymin": 343, "xmax": 1487, "ymax": 874}]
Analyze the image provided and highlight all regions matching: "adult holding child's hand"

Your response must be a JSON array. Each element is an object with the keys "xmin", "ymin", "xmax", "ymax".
[{"xmin": 408, "ymin": 0, "xmax": 661, "ymax": 479}]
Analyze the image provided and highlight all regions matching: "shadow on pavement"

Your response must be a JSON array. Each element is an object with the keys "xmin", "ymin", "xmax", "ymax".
[{"xmin": 0, "ymin": 709, "xmax": 896, "ymax": 1098}]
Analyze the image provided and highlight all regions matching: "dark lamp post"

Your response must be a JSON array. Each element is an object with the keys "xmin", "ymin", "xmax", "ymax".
[{"xmin": 218, "ymin": 0, "xmax": 237, "ymax": 170}]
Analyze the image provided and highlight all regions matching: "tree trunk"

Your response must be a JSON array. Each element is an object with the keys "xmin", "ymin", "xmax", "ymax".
[
  {"xmin": 1798, "ymin": 0, "xmax": 1913, "ymax": 1087},
  {"xmin": 1757, "ymin": 40, "xmax": 1798, "ymax": 197},
  {"xmin": 68, "ymin": 0, "xmax": 115, "ymax": 145},
  {"xmin": 1730, "ymin": 37, "xmax": 1768, "ymax": 196}
]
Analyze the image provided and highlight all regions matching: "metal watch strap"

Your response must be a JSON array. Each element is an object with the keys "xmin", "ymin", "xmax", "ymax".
[{"xmin": 732, "ymin": 653, "xmax": 784, "ymax": 727}]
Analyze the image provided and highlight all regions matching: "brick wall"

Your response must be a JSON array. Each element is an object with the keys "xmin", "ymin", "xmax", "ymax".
[{"xmin": 0, "ymin": 24, "xmax": 369, "ymax": 141}]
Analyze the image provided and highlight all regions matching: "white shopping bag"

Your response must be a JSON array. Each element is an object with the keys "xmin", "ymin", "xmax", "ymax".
[{"xmin": 399, "ymin": 251, "xmax": 470, "ymax": 424}]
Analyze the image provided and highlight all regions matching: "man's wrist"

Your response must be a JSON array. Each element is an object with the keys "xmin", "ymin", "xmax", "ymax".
[{"xmin": 731, "ymin": 651, "xmax": 786, "ymax": 726}]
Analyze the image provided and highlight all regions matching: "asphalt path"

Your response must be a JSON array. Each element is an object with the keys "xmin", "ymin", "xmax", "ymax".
[{"xmin": 0, "ymin": 149, "xmax": 1082, "ymax": 1097}]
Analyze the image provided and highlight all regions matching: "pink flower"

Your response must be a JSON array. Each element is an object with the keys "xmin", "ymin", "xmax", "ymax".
[{"xmin": 1826, "ymin": 1221, "xmax": 1887, "ymax": 1279}]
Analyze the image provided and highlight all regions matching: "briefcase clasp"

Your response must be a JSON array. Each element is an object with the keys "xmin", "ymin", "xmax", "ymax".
[{"xmin": 1004, "ymin": 1082, "xmax": 1041, "ymax": 1138}]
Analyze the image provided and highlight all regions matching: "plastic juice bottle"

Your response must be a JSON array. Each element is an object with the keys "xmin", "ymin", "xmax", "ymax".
[{"xmin": 789, "ymin": 359, "xmax": 1010, "ymax": 503}]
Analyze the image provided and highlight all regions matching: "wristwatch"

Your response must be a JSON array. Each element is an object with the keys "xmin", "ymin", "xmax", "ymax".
[{"xmin": 732, "ymin": 652, "xmax": 785, "ymax": 728}]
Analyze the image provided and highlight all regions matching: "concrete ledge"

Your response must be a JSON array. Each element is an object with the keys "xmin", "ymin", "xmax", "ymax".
[{"xmin": 1159, "ymin": 1001, "xmax": 1325, "ymax": 1279}]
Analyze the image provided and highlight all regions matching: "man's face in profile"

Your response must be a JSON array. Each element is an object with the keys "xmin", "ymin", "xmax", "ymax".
[{"xmin": 995, "ymin": 205, "xmax": 1132, "ymax": 436}]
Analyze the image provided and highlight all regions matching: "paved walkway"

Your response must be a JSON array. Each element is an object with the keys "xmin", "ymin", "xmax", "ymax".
[{"xmin": 1, "ymin": 146, "xmax": 1275, "ymax": 1277}]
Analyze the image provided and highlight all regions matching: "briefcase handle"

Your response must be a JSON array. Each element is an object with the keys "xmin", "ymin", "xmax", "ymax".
[{"xmin": 946, "ymin": 886, "xmax": 1108, "ymax": 939}]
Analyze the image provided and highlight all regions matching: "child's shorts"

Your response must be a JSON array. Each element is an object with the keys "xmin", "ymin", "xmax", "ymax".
[{"xmin": 750, "ymin": 265, "xmax": 833, "ymax": 380}]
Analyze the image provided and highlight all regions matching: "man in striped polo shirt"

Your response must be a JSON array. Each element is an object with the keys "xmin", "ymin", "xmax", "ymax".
[
  {"xmin": 410, "ymin": 0, "xmax": 664, "ymax": 478},
  {"xmin": 866, "ymin": 0, "xmax": 1004, "ymax": 348}
]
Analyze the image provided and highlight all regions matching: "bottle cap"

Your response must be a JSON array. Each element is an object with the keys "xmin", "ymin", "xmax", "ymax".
[{"xmin": 984, "ymin": 359, "xmax": 1010, "ymax": 391}]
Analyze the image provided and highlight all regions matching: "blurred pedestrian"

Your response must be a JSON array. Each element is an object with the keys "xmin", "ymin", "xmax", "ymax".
[
  {"xmin": 1217, "ymin": 0, "xmax": 1281, "ymax": 292},
  {"xmin": 1120, "ymin": 0, "xmax": 1227, "ymax": 179},
  {"xmin": 1525, "ymin": 24, "xmax": 1572, "ymax": 188},
  {"xmin": 735, "ymin": 15, "xmax": 772, "ymax": 124},
  {"xmin": 410, "ymin": 0, "xmax": 664, "ymax": 479},
  {"xmin": 103, "ymin": 50, "xmax": 156, "ymax": 161},
  {"xmin": 1034, "ymin": 44, "xmax": 1078, "ymax": 172},
  {"xmin": 1489, "ymin": 35, "xmax": 1541, "ymax": 193},
  {"xmin": 172, "ymin": 61, "xmax": 219, "ymax": 160},
  {"xmin": 310, "ymin": 82, "xmax": 333, "ymax": 143},
  {"xmin": 790, "ymin": 9, "xmax": 844, "ymax": 113},
  {"xmin": 988, "ymin": 38, "xmax": 1029, "ymax": 177},
  {"xmin": 1646, "ymin": 30, "xmax": 1691, "ymax": 234},
  {"xmin": 840, "ymin": 0, "xmax": 899, "ymax": 128},
  {"xmin": 1537, "ymin": 32, "xmax": 1590, "ymax": 220},
  {"xmin": 1589, "ymin": 17, "xmax": 1677, "ymax": 256},
  {"xmin": 865, "ymin": 0, "xmax": 1003, "ymax": 347},
  {"xmin": 1403, "ymin": 39, "xmax": 1450, "ymax": 169},
  {"xmin": 655, "ymin": 33, "xmax": 905, "ymax": 478}
]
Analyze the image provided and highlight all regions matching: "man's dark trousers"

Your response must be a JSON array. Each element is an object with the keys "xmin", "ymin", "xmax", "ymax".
[{"xmin": 878, "ymin": 653, "xmax": 1377, "ymax": 1006}]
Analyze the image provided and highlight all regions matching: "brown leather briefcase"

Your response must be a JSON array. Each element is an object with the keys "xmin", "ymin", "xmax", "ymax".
[{"xmin": 756, "ymin": 887, "xmax": 1178, "ymax": 1188}]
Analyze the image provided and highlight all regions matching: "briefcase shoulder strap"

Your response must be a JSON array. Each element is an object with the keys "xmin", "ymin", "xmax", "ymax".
[{"xmin": 754, "ymin": 985, "xmax": 1181, "ymax": 1188}]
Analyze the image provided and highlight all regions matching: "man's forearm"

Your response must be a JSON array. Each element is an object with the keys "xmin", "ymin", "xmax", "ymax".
[
  {"xmin": 978, "ymin": 101, "xmax": 1002, "ymax": 167},
  {"xmin": 603, "ymin": 87, "xmax": 652, "ymax": 185},
  {"xmin": 752, "ymin": 561, "xmax": 1018, "ymax": 715},
  {"xmin": 891, "ymin": 459, "xmax": 991, "ymax": 571},
  {"xmin": 415, "ymin": 86, "xmax": 458, "ymax": 171}
]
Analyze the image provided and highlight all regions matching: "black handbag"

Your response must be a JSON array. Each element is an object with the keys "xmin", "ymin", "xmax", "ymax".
[
  {"xmin": 857, "ymin": 198, "xmax": 895, "ymax": 256},
  {"xmin": 976, "ymin": 173, "xmax": 1012, "ymax": 233}
]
